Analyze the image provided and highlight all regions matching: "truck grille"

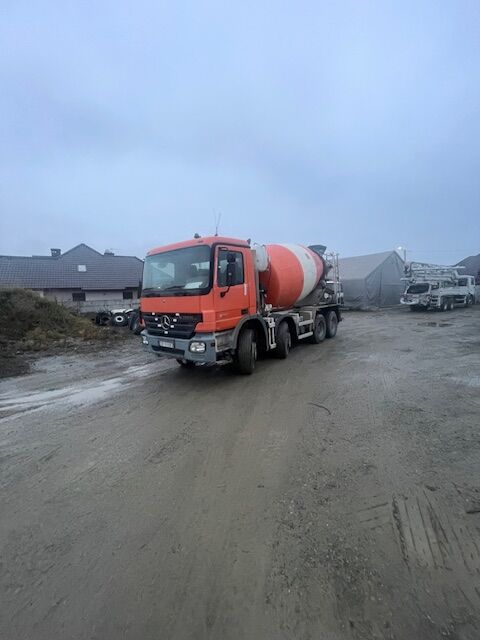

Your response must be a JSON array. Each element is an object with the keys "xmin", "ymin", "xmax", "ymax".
[{"xmin": 142, "ymin": 312, "xmax": 202, "ymax": 339}]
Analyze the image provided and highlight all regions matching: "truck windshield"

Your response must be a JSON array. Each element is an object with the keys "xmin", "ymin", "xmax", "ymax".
[
  {"xmin": 142, "ymin": 245, "xmax": 211, "ymax": 295},
  {"xmin": 407, "ymin": 284, "xmax": 430, "ymax": 294}
]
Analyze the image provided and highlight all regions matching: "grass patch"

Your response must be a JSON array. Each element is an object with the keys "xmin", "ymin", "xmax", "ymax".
[{"xmin": 0, "ymin": 288, "xmax": 117, "ymax": 353}]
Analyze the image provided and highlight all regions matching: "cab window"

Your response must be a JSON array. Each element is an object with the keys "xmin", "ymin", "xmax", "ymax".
[{"xmin": 217, "ymin": 250, "xmax": 244, "ymax": 287}]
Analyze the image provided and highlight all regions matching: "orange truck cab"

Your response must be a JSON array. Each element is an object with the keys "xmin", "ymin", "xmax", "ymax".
[{"xmin": 140, "ymin": 235, "xmax": 342, "ymax": 374}]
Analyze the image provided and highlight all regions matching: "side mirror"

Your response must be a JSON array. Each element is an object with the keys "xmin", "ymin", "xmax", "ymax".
[
  {"xmin": 226, "ymin": 253, "xmax": 237, "ymax": 287},
  {"xmin": 220, "ymin": 252, "xmax": 237, "ymax": 296}
]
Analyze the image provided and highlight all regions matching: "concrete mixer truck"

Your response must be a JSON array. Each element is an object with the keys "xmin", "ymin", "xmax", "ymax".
[{"xmin": 140, "ymin": 236, "xmax": 342, "ymax": 374}]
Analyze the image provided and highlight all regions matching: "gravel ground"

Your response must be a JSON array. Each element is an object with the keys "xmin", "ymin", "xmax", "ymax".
[{"xmin": 0, "ymin": 306, "xmax": 479, "ymax": 640}]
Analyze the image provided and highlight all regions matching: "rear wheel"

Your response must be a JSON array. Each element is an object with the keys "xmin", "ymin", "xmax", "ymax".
[
  {"xmin": 274, "ymin": 321, "xmax": 291, "ymax": 358},
  {"xmin": 448, "ymin": 300, "xmax": 454, "ymax": 311},
  {"xmin": 236, "ymin": 328, "xmax": 257, "ymax": 374},
  {"xmin": 325, "ymin": 310, "xmax": 338, "ymax": 338},
  {"xmin": 308, "ymin": 314, "xmax": 326, "ymax": 343}
]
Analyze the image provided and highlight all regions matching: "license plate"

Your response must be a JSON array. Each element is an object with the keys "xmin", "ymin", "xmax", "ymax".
[{"xmin": 159, "ymin": 339, "xmax": 174, "ymax": 348}]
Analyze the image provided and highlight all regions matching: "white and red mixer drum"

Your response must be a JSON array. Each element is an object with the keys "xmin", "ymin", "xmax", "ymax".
[{"xmin": 257, "ymin": 244, "xmax": 325, "ymax": 309}]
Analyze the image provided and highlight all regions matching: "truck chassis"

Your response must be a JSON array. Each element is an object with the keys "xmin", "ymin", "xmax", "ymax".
[{"xmin": 142, "ymin": 303, "xmax": 341, "ymax": 374}]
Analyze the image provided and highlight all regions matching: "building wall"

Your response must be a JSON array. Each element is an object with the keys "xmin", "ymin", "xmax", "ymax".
[{"xmin": 43, "ymin": 289, "xmax": 138, "ymax": 313}]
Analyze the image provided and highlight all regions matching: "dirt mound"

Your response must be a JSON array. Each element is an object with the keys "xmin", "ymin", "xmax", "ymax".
[{"xmin": 0, "ymin": 289, "xmax": 123, "ymax": 377}]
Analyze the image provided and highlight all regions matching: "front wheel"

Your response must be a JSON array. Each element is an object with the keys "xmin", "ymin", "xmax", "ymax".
[
  {"xmin": 440, "ymin": 299, "xmax": 448, "ymax": 312},
  {"xmin": 236, "ymin": 328, "xmax": 257, "ymax": 374},
  {"xmin": 274, "ymin": 321, "xmax": 291, "ymax": 359}
]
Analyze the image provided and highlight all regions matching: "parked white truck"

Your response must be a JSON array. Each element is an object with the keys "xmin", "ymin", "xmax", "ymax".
[{"xmin": 400, "ymin": 262, "xmax": 475, "ymax": 311}]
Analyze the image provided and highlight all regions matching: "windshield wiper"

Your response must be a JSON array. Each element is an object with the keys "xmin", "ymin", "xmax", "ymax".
[
  {"xmin": 141, "ymin": 288, "xmax": 165, "ymax": 297},
  {"xmin": 141, "ymin": 285, "xmax": 185, "ymax": 296},
  {"xmin": 160, "ymin": 285, "xmax": 186, "ymax": 292}
]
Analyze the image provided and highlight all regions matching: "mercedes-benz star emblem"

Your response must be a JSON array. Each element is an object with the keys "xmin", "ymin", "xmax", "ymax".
[{"xmin": 160, "ymin": 315, "xmax": 171, "ymax": 330}]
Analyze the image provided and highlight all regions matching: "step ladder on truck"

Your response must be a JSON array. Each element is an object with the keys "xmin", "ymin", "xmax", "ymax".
[{"xmin": 400, "ymin": 262, "xmax": 476, "ymax": 311}]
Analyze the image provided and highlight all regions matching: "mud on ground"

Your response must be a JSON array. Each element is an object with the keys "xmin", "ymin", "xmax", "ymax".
[{"xmin": 0, "ymin": 307, "xmax": 479, "ymax": 639}]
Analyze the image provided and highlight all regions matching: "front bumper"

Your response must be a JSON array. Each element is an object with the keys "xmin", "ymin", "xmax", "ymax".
[{"xmin": 141, "ymin": 330, "xmax": 234, "ymax": 364}]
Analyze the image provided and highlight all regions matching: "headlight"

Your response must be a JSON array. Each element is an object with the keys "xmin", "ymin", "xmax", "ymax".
[
  {"xmin": 142, "ymin": 336, "xmax": 149, "ymax": 345},
  {"xmin": 189, "ymin": 341, "xmax": 206, "ymax": 353}
]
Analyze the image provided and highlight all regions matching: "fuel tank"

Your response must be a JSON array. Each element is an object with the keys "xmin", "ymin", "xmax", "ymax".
[{"xmin": 258, "ymin": 244, "xmax": 325, "ymax": 309}]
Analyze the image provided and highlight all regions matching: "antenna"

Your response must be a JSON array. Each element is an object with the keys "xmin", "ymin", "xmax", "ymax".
[{"xmin": 214, "ymin": 211, "xmax": 222, "ymax": 236}]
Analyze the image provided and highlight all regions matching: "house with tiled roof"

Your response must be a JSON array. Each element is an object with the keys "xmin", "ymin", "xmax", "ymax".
[{"xmin": 0, "ymin": 244, "xmax": 143, "ymax": 312}]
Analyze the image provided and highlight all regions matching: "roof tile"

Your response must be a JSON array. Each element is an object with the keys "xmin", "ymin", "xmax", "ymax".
[{"xmin": 0, "ymin": 244, "xmax": 143, "ymax": 290}]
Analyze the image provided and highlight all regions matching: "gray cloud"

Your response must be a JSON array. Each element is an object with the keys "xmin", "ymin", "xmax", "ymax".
[{"xmin": 1, "ymin": 1, "xmax": 479, "ymax": 264}]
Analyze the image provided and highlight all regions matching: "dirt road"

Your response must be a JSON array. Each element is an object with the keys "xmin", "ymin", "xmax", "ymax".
[{"xmin": 1, "ymin": 308, "xmax": 479, "ymax": 639}]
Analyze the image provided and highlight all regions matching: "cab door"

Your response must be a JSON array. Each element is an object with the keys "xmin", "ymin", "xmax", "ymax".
[{"xmin": 214, "ymin": 247, "xmax": 250, "ymax": 331}]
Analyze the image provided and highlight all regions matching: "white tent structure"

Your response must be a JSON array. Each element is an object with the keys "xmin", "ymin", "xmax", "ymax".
[{"xmin": 339, "ymin": 251, "xmax": 405, "ymax": 310}]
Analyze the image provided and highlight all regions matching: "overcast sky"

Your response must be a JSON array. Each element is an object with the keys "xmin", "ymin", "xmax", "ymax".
[{"xmin": 1, "ymin": 1, "xmax": 479, "ymax": 264}]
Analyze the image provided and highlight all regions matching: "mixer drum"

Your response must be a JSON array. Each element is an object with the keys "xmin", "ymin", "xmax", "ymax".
[{"xmin": 258, "ymin": 244, "xmax": 324, "ymax": 309}]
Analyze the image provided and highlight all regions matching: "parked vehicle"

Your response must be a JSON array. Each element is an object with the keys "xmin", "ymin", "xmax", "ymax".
[
  {"xmin": 400, "ymin": 262, "xmax": 475, "ymax": 311},
  {"xmin": 140, "ymin": 236, "xmax": 342, "ymax": 374}
]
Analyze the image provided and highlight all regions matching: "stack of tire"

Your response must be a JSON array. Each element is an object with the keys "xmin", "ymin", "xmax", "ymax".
[{"xmin": 94, "ymin": 309, "xmax": 142, "ymax": 334}]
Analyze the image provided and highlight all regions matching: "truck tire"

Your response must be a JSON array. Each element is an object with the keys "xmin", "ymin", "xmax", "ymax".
[
  {"xmin": 236, "ymin": 328, "xmax": 257, "ymax": 374},
  {"xmin": 440, "ymin": 299, "xmax": 448, "ymax": 312},
  {"xmin": 129, "ymin": 311, "xmax": 142, "ymax": 334},
  {"xmin": 448, "ymin": 300, "xmax": 454, "ymax": 311},
  {"xmin": 132, "ymin": 317, "xmax": 142, "ymax": 334},
  {"xmin": 95, "ymin": 311, "xmax": 111, "ymax": 326},
  {"xmin": 128, "ymin": 311, "xmax": 137, "ymax": 329},
  {"xmin": 274, "ymin": 321, "xmax": 291, "ymax": 358},
  {"xmin": 308, "ymin": 313, "xmax": 326, "ymax": 343},
  {"xmin": 325, "ymin": 310, "xmax": 338, "ymax": 338},
  {"xmin": 112, "ymin": 313, "xmax": 128, "ymax": 326}
]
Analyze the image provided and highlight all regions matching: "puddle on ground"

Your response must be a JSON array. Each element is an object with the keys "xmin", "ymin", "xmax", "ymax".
[
  {"xmin": 450, "ymin": 376, "xmax": 480, "ymax": 388},
  {"xmin": 417, "ymin": 322, "xmax": 453, "ymax": 327},
  {"xmin": 0, "ymin": 361, "xmax": 164, "ymax": 422}
]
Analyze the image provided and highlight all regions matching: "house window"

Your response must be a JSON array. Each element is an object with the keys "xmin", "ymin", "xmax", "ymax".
[
  {"xmin": 72, "ymin": 291, "xmax": 86, "ymax": 302},
  {"xmin": 123, "ymin": 291, "xmax": 133, "ymax": 300},
  {"xmin": 77, "ymin": 265, "xmax": 87, "ymax": 272}
]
